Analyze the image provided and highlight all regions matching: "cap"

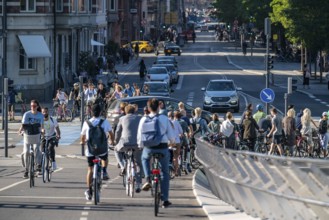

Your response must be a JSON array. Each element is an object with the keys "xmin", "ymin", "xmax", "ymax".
[{"xmin": 322, "ymin": 112, "xmax": 328, "ymax": 117}]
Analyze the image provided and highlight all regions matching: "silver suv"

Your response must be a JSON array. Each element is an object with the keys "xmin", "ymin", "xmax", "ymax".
[{"xmin": 201, "ymin": 79, "xmax": 241, "ymax": 113}]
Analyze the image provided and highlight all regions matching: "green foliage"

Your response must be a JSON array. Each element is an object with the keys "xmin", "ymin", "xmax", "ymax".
[{"xmin": 78, "ymin": 51, "xmax": 97, "ymax": 77}]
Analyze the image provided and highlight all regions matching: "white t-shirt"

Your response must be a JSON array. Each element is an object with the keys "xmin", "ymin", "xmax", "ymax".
[
  {"xmin": 43, "ymin": 117, "xmax": 58, "ymax": 137},
  {"xmin": 81, "ymin": 117, "xmax": 112, "ymax": 156}
]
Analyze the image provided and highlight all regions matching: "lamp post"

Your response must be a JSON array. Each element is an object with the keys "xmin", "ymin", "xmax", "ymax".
[{"xmin": 2, "ymin": 0, "xmax": 8, "ymax": 130}]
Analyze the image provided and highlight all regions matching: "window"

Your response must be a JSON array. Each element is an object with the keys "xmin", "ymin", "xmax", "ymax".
[
  {"xmin": 20, "ymin": 0, "xmax": 36, "ymax": 12},
  {"xmin": 56, "ymin": 0, "xmax": 63, "ymax": 12},
  {"xmin": 109, "ymin": 0, "xmax": 115, "ymax": 11},
  {"xmin": 70, "ymin": 0, "xmax": 77, "ymax": 12},
  {"xmin": 78, "ymin": 0, "xmax": 86, "ymax": 12},
  {"xmin": 19, "ymin": 46, "xmax": 36, "ymax": 70}
]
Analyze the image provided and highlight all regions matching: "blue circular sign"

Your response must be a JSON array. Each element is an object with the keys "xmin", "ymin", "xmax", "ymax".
[{"xmin": 260, "ymin": 88, "xmax": 275, "ymax": 103}]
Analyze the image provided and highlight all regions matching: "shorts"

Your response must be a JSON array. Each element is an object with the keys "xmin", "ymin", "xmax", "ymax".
[
  {"xmin": 8, "ymin": 104, "xmax": 15, "ymax": 112},
  {"xmin": 272, "ymin": 135, "xmax": 282, "ymax": 144},
  {"xmin": 87, "ymin": 154, "xmax": 108, "ymax": 167}
]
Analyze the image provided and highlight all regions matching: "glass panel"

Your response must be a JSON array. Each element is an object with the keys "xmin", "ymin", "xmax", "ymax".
[
  {"xmin": 79, "ymin": 0, "xmax": 85, "ymax": 11},
  {"xmin": 19, "ymin": 48, "xmax": 25, "ymax": 69},
  {"xmin": 20, "ymin": 0, "xmax": 26, "ymax": 11},
  {"xmin": 28, "ymin": 0, "xmax": 35, "ymax": 11}
]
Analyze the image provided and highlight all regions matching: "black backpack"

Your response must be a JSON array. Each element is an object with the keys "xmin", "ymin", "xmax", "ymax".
[
  {"xmin": 318, "ymin": 119, "xmax": 327, "ymax": 135},
  {"xmin": 86, "ymin": 119, "xmax": 108, "ymax": 155}
]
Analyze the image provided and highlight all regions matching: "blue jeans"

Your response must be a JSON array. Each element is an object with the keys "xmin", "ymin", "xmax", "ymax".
[{"xmin": 142, "ymin": 147, "xmax": 170, "ymax": 202}]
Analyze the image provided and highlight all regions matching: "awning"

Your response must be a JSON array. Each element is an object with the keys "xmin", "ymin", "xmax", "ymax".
[
  {"xmin": 91, "ymin": 39, "xmax": 105, "ymax": 46},
  {"xmin": 18, "ymin": 35, "xmax": 51, "ymax": 58}
]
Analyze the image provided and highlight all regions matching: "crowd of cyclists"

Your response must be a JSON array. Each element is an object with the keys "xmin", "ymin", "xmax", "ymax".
[{"xmin": 203, "ymin": 104, "xmax": 328, "ymax": 159}]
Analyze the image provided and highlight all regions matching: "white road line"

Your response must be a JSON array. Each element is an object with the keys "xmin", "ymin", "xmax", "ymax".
[
  {"xmin": 80, "ymin": 217, "xmax": 87, "ymax": 220},
  {"xmin": 175, "ymin": 75, "xmax": 184, "ymax": 90},
  {"xmin": 81, "ymin": 212, "xmax": 88, "ymax": 216},
  {"xmin": 0, "ymin": 138, "xmax": 13, "ymax": 140}
]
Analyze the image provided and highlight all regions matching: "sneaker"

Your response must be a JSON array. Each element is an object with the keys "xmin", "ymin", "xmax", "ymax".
[
  {"xmin": 23, "ymin": 171, "xmax": 28, "ymax": 179},
  {"xmin": 52, "ymin": 161, "xmax": 57, "ymax": 171},
  {"xmin": 84, "ymin": 189, "xmax": 92, "ymax": 201},
  {"xmin": 162, "ymin": 201, "xmax": 172, "ymax": 208},
  {"xmin": 102, "ymin": 172, "xmax": 110, "ymax": 180},
  {"xmin": 141, "ymin": 182, "xmax": 152, "ymax": 191}
]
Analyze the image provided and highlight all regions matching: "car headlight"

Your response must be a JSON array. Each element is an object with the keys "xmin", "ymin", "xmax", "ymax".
[
  {"xmin": 230, "ymin": 95, "xmax": 239, "ymax": 104},
  {"xmin": 204, "ymin": 96, "xmax": 212, "ymax": 104}
]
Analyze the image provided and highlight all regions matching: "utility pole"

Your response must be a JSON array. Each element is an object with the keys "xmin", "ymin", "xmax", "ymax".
[
  {"xmin": 2, "ymin": 0, "xmax": 7, "ymax": 130},
  {"xmin": 264, "ymin": 18, "xmax": 271, "ymax": 114}
]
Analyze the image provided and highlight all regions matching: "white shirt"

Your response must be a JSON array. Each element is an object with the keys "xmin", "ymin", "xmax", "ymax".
[
  {"xmin": 137, "ymin": 112, "xmax": 175, "ymax": 148},
  {"xmin": 171, "ymin": 119, "xmax": 183, "ymax": 144},
  {"xmin": 84, "ymin": 88, "xmax": 97, "ymax": 102},
  {"xmin": 220, "ymin": 119, "xmax": 234, "ymax": 137},
  {"xmin": 57, "ymin": 91, "xmax": 67, "ymax": 101},
  {"xmin": 43, "ymin": 117, "xmax": 58, "ymax": 137},
  {"xmin": 81, "ymin": 117, "xmax": 112, "ymax": 156}
]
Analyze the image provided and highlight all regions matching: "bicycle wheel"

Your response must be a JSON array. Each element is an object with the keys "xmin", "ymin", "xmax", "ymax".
[
  {"xmin": 63, "ymin": 109, "xmax": 73, "ymax": 122},
  {"xmin": 30, "ymin": 155, "xmax": 35, "ymax": 188},
  {"xmin": 154, "ymin": 181, "xmax": 161, "ymax": 216},
  {"xmin": 125, "ymin": 165, "xmax": 130, "ymax": 196},
  {"xmin": 169, "ymin": 165, "xmax": 175, "ymax": 179},
  {"xmin": 42, "ymin": 153, "xmax": 48, "ymax": 183},
  {"xmin": 47, "ymin": 155, "xmax": 52, "ymax": 182},
  {"xmin": 190, "ymin": 149, "xmax": 200, "ymax": 169}
]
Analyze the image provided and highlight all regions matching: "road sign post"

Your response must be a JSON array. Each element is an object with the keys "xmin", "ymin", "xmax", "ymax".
[{"xmin": 260, "ymin": 88, "xmax": 275, "ymax": 114}]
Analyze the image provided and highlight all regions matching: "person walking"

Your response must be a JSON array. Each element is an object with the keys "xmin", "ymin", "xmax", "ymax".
[
  {"xmin": 139, "ymin": 59, "xmax": 146, "ymax": 80},
  {"xmin": 267, "ymin": 108, "xmax": 284, "ymax": 156},
  {"xmin": 137, "ymin": 98, "xmax": 175, "ymax": 208},
  {"xmin": 134, "ymin": 42, "xmax": 139, "ymax": 60},
  {"xmin": 303, "ymin": 64, "xmax": 311, "ymax": 89}
]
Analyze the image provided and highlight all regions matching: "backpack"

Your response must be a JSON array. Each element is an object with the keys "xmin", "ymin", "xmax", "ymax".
[
  {"xmin": 86, "ymin": 119, "xmax": 108, "ymax": 155},
  {"xmin": 318, "ymin": 119, "xmax": 327, "ymax": 135},
  {"xmin": 141, "ymin": 114, "xmax": 163, "ymax": 147},
  {"xmin": 191, "ymin": 118, "xmax": 202, "ymax": 136}
]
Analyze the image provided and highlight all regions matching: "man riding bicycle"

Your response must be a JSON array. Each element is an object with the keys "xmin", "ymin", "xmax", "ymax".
[
  {"xmin": 54, "ymin": 88, "xmax": 69, "ymax": 114},
  {"xmin": 69, "ymin": 83, "xmax": 81, "ymax": 111},
  {"xmin": 80, "ymin": 103, "xmax": 114, "ymax": 201},
  {"xmin": 41, "ymin": 107, "xmax": 61, "ymax": 170}
]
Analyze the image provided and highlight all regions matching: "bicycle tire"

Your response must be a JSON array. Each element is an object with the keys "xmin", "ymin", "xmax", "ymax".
[
  {"xmin": 63, "ymin": 109, "xmax": 73, "ymax": 122},
  {"xmin": 125, "ymin": 169, "xmax": 130, "ymax": 196},
  {"xmin": 42, "ymin": 154, "xmax": 47, "ymax": 183},
  {"xmin": 154, "ymin": 181, "xmax": 160, "ymax": 216},
  {"xmin": 169, "ymin": 165, "xmax": 175, "ymax": 180},
  {"xmin": 93, "ymin": 177, "xmax": 98, "ymax": 205},
  {"xmin": 30, "ymin": 155, "xmax": 35, "ymax": 188},
  {"xmin": 47, "ymin": 154, "xmax": 52, "ymax": 182},
  {"xmin": 190, "ymin": 149, "xmax": 200, "ymax": 169}
]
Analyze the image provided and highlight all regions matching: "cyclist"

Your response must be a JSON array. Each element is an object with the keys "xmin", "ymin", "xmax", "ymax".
[
  {"xmin": 190, "ymin": 107, "xmax": 212, "ymax": 137},
  {"xmin": 253, "ymin": 104, "xmax": 266, "ymax": 123},
  {"xmin": 54, "ymin": 88, "xmax": 69, "ymax": 112},
  {"xmin": 69, "ymin": 83, "xmax": 81, "ymax": 111},
  {"xmin": 242, "ymin": 110, "xmax": 262, "ymax": 151},
  {"xmin": 80, "ymin": 103, "xmax": 114, "ymax": 200},
  {"xmin": 137, "ymin": 98, "xmax": 175, "ymax": 208},
  {"xmin": 18, "ymin": 99, "xmax": 44, "ymax": 178},
  {"xmin": 114, "ymin": 104, "xmax": 142, "ymax": 192},
  {"xmin": 299, "ymin": 108, "xmax": 317, "ymax": 156},
  {"xmin": 41, "ymin": 107, "xmax": 61, "ymax": 170}
]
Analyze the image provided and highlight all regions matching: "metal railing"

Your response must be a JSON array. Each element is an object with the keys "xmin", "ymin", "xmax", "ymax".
[{"xmin": 195, "ymin": 137, "xmax": 329, "ymax": 220}]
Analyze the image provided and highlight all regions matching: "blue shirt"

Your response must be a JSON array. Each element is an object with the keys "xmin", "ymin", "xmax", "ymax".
[{"xmin": 22, "ymin": 111, "xmax": 44, "ymax": 125}]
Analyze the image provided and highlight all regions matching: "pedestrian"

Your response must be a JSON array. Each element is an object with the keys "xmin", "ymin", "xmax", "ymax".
[
  {"xmin": 8, "ymin": 86, "xmax": 17, "ymax": 121},
  {"xmin": 282, "ymin": 108, "xmax": 296, "ymax": 156},
  {"xmin": 303, "ymin": 64, "xmax": 311, "ymax": 89},
  {"xmin": 80, "ymin": 103, "xmax": 114, "ymax": 200},
  {"xmin": 18, "ymin": 99, "xmax": 44, "ymax": 179},
  {"xmin": 114, "ymin": 104, "xmax": 143, "ymax": 193},
  {"xmin": 220, "ymin": 112, "xmax": 236, "ymax": 149},
  {"xmin": 267, "ymin": 108, "xmax": 284, "ymax": 156},
  {"xmin": 139, "ymin": 59, "xmax": 146, "ymax": 80},
  {"xmin": 138, "ymin": 98, "xmax": 175, "ymax": 208}
]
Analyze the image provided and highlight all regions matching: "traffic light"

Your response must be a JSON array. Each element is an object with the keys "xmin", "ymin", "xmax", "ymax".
[
  {"xmin": 288, "ymin": 77, "xmax": 297, "ymax": 94},
  {"xmin": 265, "ymin": 54, "xmax": 274, "ymax": 70}
]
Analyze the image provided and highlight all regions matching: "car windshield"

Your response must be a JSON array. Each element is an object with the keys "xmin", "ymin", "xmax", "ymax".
[
  {"xmin": 148, "ymin": 68, "xmax": 167, "ymax": 74},
  {"xmin": 144, "ymin": 83, "xmax": 169, "ymax": 92},
  {"xmin": 207, "ymin": 81, "xmax": 235, "ymax": 91},
  {"xmin": 156, "ymin": 60, "xmax": 174, "ymax": 65}
]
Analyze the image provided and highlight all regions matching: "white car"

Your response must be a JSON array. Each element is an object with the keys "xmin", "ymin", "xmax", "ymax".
[{"xmin": 146, "ymin": 67, "xmax": 171, "ymax": 86}]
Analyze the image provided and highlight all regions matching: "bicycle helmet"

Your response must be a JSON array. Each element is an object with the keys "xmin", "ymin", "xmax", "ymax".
[{"xmin": 256, "ymin": 104, "xmax": 264, "ymax": 111}]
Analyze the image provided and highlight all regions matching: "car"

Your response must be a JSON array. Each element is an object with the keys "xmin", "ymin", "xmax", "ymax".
[
  {"xmin": 123, "ymin": 41, "xmax": 154, "ymax": 53},
  {"xmin": 141, "ymin": 81, "xmax": 173, "ymax": 97},
  {"xmin": 145, "ymin": 66, "xmax": 171, "ymax": 86},
  {"xmin": 155, "ymin": 55, "xmax": 178, "ymax": 68},
  {"xmin": 164, "ymin": 42, "xmax": 181, "ymax": 56},
  {"xmin": 152, "ymin": 64, "xmax": 179, "ymax": 84},
  {"xmin": 107, "ymin": 96, "xmax": 212, "ymax": 128},
  {"xmin": 201, "ymin": 79, "xmax": 241, "ymax": 113},
  {"xmin": 200, "ymin": 25, "xmax": 209, "ymax": 32}
]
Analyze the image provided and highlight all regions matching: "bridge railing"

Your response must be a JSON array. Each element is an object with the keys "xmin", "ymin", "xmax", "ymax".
[{"xmin": 195, "ymin": 137, "xmax": 329, "ymax": 220}]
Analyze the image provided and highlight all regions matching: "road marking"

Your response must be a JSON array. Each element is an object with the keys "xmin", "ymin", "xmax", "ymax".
[
  {"xmin": 0, "ymin": 138, "xmax": 13, "ymax": 140},
  {"xmin": 81, "ymin": 212, "xmax": 88, "ymax": 215},
  {"xmin": 175, "ymin": 75, "xmax": 184, "ymax": 90}
]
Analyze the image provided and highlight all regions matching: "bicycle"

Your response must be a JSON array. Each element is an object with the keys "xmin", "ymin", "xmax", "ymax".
[
  {"xmin": 52, "ymin": 100, "xmax": 72, "ymax": 122},
  {"xmin": 41, "ymin": 134, "xmax": 56, "ymax": 183},
  {"xmin": 92, "ymin": 156, "xmax": 102, "ymax": 205},
  {"xmin": 70, "ymin": 99, "xmax": 81, "ymax": 120},
  {"xmin": 189, "ymin": 137, "xmax": 201, "ymax": 169},
  {"xmin": 124, "ymin": 148, "xmax": 136, "ymax": 197},
  {"xmin": 150, "ymin": 153, "xmax": 163, "ymax": 217},
  {"xmin": 312, "ymin": 132, "xmax": 326, "ymax": 159},
  {"xmin": 254, "ymin": 132, "xmax": 270, "ymax": 154},
  {"xmin": 295, "ymin": 132, "xmax": 309, "ymax": 158}
]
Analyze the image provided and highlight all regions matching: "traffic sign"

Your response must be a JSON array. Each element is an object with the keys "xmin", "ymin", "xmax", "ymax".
[{"xmin": 260, "ymin": 88, "xmax": 275, "ymax": 103}]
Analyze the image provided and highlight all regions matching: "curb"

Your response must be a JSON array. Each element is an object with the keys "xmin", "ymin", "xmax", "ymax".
[{"xmin": 192, "ymin": 169, "xmax": 260, "ymax": 220}]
